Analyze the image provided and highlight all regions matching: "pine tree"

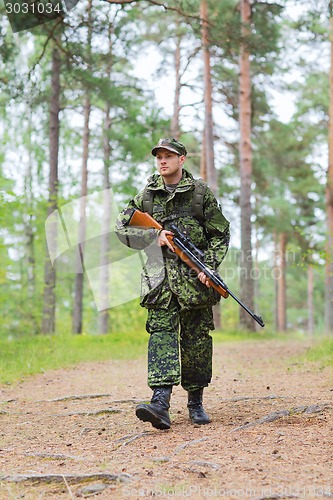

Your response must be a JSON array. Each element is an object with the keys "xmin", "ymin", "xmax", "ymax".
[
  {"xmin": 72, "ymin": 0, "xmax": 93, "ymax": 334},
  {"xmin": 41, "ymin": 43, "xmax": 61, "ymax": 334},
  {"xmin": 326, "ymin": 1, "xmax": 333, "ymax": 333}
]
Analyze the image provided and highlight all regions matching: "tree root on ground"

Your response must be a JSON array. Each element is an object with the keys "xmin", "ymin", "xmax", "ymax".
[
  {"xmin": 231, "ymin": 403, "xmax": 332, "ymax": 432},
  {"xmin": 40, "ymin": 394, "xmax": 146, "ymax": 403},
  {"xmin": 114, "ymin": 431, "xmax": 154, "ymax": 448},
  {"xmin": 0, "ymin": 449, "xmax": 84, "ymax": 461},
  {"xmin": 220, "ymin": 395, "xmax": 290, "ymax": 403},
  {"xmin": 53, "ymin": 408, "xmax": 121, "ymax": 417},
  {"xmin": 0, "ymin": 472, "xmax": 133, "ymax": 485}
]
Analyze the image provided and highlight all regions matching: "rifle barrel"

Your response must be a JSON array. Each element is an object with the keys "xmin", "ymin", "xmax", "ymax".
[
  {"xmin": 129, "ymin": 212, "xmax": 265, "ymax": 328},
  {"xmin": 173, "ymin": 235, "xmax": 265, "ymax": 328}
]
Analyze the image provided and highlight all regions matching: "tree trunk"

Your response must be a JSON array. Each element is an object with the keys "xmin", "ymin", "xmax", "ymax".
[
  {"xmin": 24, "ymin": 113, "xmax": 36, "ymax": 300},
  {"xmin": 239, "ymin": 0, "xmax": 255, "ymax": 330},
  {"xmin": 308, "ymin": 265, "xmax": 314, "ymax": 337},
  {"xmin": 41, "ymin": 46, "xmax": 60, "ymax": 334},
  {"xmin": 72, "ymin": 94, "xmax": 91, "ymax": 334},
  {"xmin": 277, "ymin": 232, "xmax": 287, "ymax": 332},
  {"xmin": 200, "ymin": 0, "xmax": 218, "ymax": 195},
  {"xmin": 200, "ymin": 0, "xmax": 220, "ymax": 328},
  {"xmin": 325, "ymin": 6, "xmax": 333, "ymax": 334},
  {"xmin": 171, "ymin": 26, "xmax": 181, "ymax": 139},
  {"xmin": 253, "ymin": 220, "xmax": 260, "ymax": 332},
  {"xmin": 25, "ymin": 213, "xmax": 36, "ymax": 298},
  {"xmin": 72, "ymin": 0, "xmax": 92, "ymax": 334},
  {"xmin": 273, "ymin": 229, "xmax": 279, "ymax": 330},
  {"xmin": 98, "ymin": 20, "xmax": 113, "ymax": 335},
  {"xmin": 200, "ymin": 128, "xmax": 206, "ymax": 179},
  {"xmin": 98, "ymin": 107, "xmax": 112, "ymax": 334},
  {"xmin": 24, "ymin": 114, "xmax": 38, "ymax": 333}
]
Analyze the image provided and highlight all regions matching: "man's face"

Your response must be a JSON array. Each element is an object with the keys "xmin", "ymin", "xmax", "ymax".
[{"xmin": 155, "ymin": 148, "xmax": 185, "ymax": 181}]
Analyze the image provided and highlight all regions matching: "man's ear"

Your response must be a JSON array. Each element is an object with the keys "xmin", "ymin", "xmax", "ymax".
[{"xmin": 179, "ymin": 155, "xmax": 186, "ymax": 165}]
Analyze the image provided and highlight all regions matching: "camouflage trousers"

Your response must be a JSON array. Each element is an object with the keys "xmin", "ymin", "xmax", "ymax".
[{"xmin": 145, "ymin": 295, "xmax": 214, "ymax": 392}]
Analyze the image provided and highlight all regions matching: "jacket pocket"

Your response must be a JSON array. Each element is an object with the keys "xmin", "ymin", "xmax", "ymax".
[{"xmin": 140, "ymin": 265, "xmax": 167, "ymax": 308}]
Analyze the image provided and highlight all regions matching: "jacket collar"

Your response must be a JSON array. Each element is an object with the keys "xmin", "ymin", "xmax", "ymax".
[{"xmin": 146, "ymin": 168, "xmax": 195, "ymax": 192}]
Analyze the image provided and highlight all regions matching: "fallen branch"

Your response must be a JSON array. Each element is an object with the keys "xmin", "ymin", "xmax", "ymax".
[
  {"xmin": 54, "ymin": 408, "xmax": 121, "ymax": 417},
  {"xmin": 115, "ymin": 431, "xmax": 153, "ymax": 448},
  {"xmin": 172, "ymin": 437, "xmax": 209, "ymax": 456},
  {"xmin": 80, "ymin": 426, "xmax": 108, "ymax": 435},
  {"xmin": 152, "ymin": 456, "xmax": 170, "ymax": 463},
  {"xmin": 187, "ymin": 460, "xmax": 220, "ymax": 470},
  {"xmin": 231, "ymin": 403, "xmax": 332, "ymax": 432},
  {"xmin": 112, "ymin": 399, "xmax": 148, "ymax": 404},
  {"xmin": 62, "ymin": 475, "xmax": 74, "ymax": 499},
  {"xmin": 220, "ymin": 395, "xmax": 289, "ymax": 403},
  {"xmin": 0, "ymin": 449, "xmax": 84, "ymax": 461},
  {"xmin": 41, "ymin": 394, "xmax": 145, "ymax": 404},
  {"xmin": 76, "ymin": 482, "xmax": 110, "ymax": 497},
  {"xmin": 41, "ymin": 393, "xmax": 114, "ymax": 402},
  {"xmin": 0, "ymin": 472, "xmax": 133, "ymax": 484},
  {"xmin": 25, "ymin": 451, "xmax": 84, "ymax": 461},
  {"xmin": 144, "ymin": 437, "xmax": 210, "ymax": 464}
]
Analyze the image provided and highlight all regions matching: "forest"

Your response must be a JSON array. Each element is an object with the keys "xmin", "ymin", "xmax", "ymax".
[{"xmin": 1, "ymin": 0, "xmax": 332, "ymax": 339}]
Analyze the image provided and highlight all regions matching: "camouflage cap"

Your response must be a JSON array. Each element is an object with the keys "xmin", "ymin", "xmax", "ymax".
[{"xmin": 151, "ymin": 138, "xmax": 187, "ymax": 157}]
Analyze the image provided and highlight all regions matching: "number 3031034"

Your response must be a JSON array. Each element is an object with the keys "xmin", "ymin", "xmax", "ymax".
[{"xmin": 5, "ymin": 2, "xmax": 62, "ymax": 14}]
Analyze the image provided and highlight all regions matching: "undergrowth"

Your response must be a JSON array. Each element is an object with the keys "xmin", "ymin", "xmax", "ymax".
[
  {"xmin": 303, "ymin": 338, "xmax": 333, "ymax": 368},
  {"xmin": 0, "ymin": 330, "xmax": 148, "ymax": 385},
  {"xmin": 0, "ymin": 328, "xmax": 326, "ymax": 386}
]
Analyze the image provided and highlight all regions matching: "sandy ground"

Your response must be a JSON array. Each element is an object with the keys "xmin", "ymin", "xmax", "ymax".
[{"xmin": 0, "ymin": 337, "xmax": 332, "ymax": 499}]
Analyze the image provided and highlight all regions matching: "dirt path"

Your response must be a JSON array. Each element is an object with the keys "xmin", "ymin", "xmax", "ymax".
[{"xmin": 0, "ymin": 338, "xmax": 332, "ymax": 499}]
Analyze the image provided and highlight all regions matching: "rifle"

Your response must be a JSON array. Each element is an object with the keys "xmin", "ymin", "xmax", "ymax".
[{"xmin": 129, "ymin": 209, "xmax": 265, "ymax": 328}]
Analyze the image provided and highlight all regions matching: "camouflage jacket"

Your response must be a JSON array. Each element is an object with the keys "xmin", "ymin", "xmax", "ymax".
[{"xmin": 115, "ymin": 169, "xmax": 230, "ymax": 310}]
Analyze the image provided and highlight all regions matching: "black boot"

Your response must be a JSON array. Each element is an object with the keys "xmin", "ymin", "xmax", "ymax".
[
  {"xmin": 136, "ymin": 386, "xmax": 172, "ymax": 430},
  {"xmin": 187, "ymin": 389, "xmax": 211, "ymax": 425}
]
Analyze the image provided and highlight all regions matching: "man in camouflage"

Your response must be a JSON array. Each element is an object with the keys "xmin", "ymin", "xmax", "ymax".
[{"xmin": 115, "ymin": 138, "xmax": 230, "ymax": 430}]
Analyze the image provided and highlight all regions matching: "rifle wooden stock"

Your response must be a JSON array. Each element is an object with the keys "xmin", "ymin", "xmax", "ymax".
[
  {"xmin": 130, "ymin": 209, "xmax": 163, "ymax": 230},
  {"xmin": 129, "ymin": 209, "xmax": 229, "ymax": 299}
]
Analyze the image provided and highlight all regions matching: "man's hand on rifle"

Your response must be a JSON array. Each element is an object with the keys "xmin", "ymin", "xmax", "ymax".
[
  {"xmin": 157, "ymin": 230, "xmax": 175, "ymax": 252},
  {"xmin": 198, "ymin": 272, "xmax": 211, "ymax": 288},
  {"xmin": 157, "ymin": 230, "xmax": 210, "ymax": 288}
]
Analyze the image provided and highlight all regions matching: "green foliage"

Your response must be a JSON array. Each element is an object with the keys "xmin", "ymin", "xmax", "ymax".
[
  {"xmin": 0, "ymin": 325, "xmax": 283, "ymax": 386},
  {"xmin": 303, "ymin": 338, "xmax": 333, "ymax": 367},
  {"xmin": 217, "ymin": 248, "xmax": 275, "ymax": 330},
  {"xmin": 292, "ymin": 71, "xmax": 329, "ymax": 134},
  {"xmin": 290, "ymin": 1, "xmax": 329, "ymax": 41},
  {"xmin": 0, "ymin": 0, "xmax": 329, "ymax": 337},
  {"xmin": 253, "ymin": 118, "xmax": 324, "ymax": 241},
  {"xmin": 250, "ymin": 1, "xmax": 284, "ymax": 63},
  {"xmin": 213, "ymin": 328, "xmax": 280, "ymax": 343},
  {"xmin": 287, "ymin": 260, "xmax": 325, "ymax": 331},
  {"xmin": 0, "ymin": 330, "xmax": 149, "ymax": 385},
  {"xmin": 208, "ymin": 0, "xmax": 284, "ymax": 66}
]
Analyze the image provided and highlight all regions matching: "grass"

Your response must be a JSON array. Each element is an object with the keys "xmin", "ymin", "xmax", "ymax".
[
  {"xmin": 0, "ymin": 327, "xmax": 328, "ymax": 386},
  {"xmin": 303, "ymin": 338, "xmax": 333, "ymax": 367},
  {"xmin": 0, "ymin": 330, "xmax": 149, "ymax": 385},
  {"xmin": 212, "ymin": 328, "xmax": 278, "ymax": 343}
]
